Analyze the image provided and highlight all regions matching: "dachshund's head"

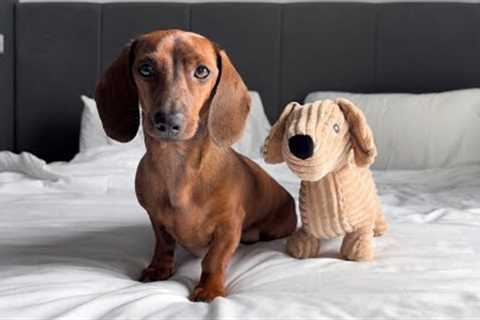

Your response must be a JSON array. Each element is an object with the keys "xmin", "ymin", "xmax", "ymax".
[
  {"xmin": 263, "ymin": 98, "xmax": 377, "ymax": 181},
  {"xmin": 96, "ymin": 29, "xmax": 250, "ymax": 147}
]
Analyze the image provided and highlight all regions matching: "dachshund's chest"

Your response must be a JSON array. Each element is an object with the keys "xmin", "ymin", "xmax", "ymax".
[
  {"xmin": 162, "ymin": 206, "xmax": 215, "ymax": 257},
  {"xmin": 153, "ymin": 197, "xmax": 216, "ymax": 254},
  {"xmin": 136, "ymin": 168, "xmax": 216, "ymax": 255}
]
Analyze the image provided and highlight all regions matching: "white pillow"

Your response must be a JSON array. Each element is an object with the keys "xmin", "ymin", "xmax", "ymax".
[
  {"xmin": 79, "ymin": 95, "xmax": 144, "ymax": 152},
  {"xmin": 232, "ymin": 92, "xmax": 272, "ymax": 159},
  {"xmin": 79, "ymin": 95, "xmax": 110, "ymax": 152},
  {"xmin": 305, "ymin": 89, "xmax": 480, "ymax": 170},
  {"xmin": 79, "ymin": 92, "xmax": 271, "ymax": 159}
]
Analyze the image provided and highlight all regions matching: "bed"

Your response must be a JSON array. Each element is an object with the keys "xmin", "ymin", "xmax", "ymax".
[
  {"xmin": 1, "ymin": 1, "xmax": 480, "ymax": 319},
  {"xmin": 1, "ymin": 147, "xmax": 480, "ymax": 318}
]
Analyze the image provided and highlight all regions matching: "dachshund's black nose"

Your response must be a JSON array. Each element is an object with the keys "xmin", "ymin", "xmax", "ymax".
[
  {"xmin": 152, "ymin": 112, "xmax": 185, "ymax": 138},
  {"xmin": 288, "ymin": 135, "xmax": 314, "ymax": 160}
]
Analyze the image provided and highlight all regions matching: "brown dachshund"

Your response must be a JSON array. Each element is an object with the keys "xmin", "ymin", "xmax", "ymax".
[{"xmin": 95, "ymin": 30, "xmax": 297, "ymax": 302}]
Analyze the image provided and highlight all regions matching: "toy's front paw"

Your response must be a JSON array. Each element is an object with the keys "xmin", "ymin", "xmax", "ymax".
[
  {"xmin": 286, "ymin": 230, "xmax": 321, "ymax": 259},
  {"xmin": 340, "ymin": 229, "xmax": 374, "ymax": 261},
  {"xmin": 374, "ymin": 213, "xmax": 388, "ymax": 237},
  {"xmin": 190, "ymin": 284, "xmax": 225, "ymax": 302},
  {"xmin": 139, "ymin": 264, "xmax": 176, "ymax": 282}
]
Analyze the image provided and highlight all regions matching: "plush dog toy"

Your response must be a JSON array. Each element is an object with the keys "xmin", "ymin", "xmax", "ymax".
[{"xmin": 263, "ymin": 98, "xmax": 388, "ymax": 261}]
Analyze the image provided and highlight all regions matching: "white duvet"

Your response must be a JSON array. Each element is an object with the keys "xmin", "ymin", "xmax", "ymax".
[{"xmin": 1, "ymin": 146, "xmax": 479, "ymax": 319}]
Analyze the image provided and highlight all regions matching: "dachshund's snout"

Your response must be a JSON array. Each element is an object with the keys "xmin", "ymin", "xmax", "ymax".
[
  {"xmin": 288, "ymin": 135, "xmax": 314, "ymax": 160},
  {"xmin": 152, "ymin": 112, "xmax": 185, "ymax": 138}
]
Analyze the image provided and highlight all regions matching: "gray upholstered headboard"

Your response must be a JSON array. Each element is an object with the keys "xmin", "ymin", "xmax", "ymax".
[
  {"xmin": 2, "ymin": 2, "xmax": 480, "ymax": 162},
  {"xmin": 0, "ymin": 0, "xmax": 16, "ymax": 153}
]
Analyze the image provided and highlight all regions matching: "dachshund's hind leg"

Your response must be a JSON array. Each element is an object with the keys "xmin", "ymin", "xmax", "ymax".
[
  {"xmin": 240, "ymin": 228, "xmax": 260, "ymax": 244},
  {"xmin": 256, "ymin": 195, "xmax": 297, "ymax": 241}
]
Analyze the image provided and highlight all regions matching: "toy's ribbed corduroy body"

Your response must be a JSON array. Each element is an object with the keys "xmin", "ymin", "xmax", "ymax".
[
  {"xmin": 300, "ymin": 156, "xmax": 383, "ymax": 240},
  {"xmin": 263, "ymin": 99, "xmax": 388, "ymax": 261}
]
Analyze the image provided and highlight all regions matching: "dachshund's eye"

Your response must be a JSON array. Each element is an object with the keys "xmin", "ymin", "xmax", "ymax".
[
  {"xmin": 333, "ymin": 123, "xmax": 340, "ymax": 133},
  {"xmin": 138, "ymin": 63, "xmax": 155, "ymax": 78},
  {"xmin": 194, "ymin": 65, "xmax": 210, "ymax": 79}
]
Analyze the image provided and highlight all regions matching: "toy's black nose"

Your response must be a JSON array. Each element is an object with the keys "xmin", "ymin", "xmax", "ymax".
[{"xmin": 288, "ymin": 135, "xmax": 314, "ymax": 160}]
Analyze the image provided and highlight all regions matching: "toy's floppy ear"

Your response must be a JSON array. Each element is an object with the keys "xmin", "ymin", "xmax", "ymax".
[
  {"xmin": 208, "ymin": 49, "xmax": 251, "ymax": 147},
  {"xmin": 95, "ymin": 40, "xmax": 139, "ymax": 142},
  {"xmin": 337, "ymin": 98, "xmax": 377, "ymax": 167},
  {"xmin": 262, "ymin": 102, "xmax": 299, "ymax": 163}
]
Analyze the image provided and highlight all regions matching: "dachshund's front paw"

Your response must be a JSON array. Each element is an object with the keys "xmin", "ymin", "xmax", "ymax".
[
  {"xmin": 139, "ymin": 265, "xmax": 175, "ymax": 282},
  {"xmin": 190, "ymin": 284, "xmax": 225, "ymax": 302}
]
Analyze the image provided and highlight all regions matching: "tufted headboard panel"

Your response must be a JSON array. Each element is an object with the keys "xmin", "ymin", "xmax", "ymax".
[{"xmin": 0, "ymin": 0, "xmax": 16, "ymax": 153}]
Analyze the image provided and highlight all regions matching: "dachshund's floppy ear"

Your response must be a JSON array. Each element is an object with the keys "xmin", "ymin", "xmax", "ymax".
[
  {"xmin": 336, "ymin": 98, "xmax": 377, "ymax": 167},
  {"xmin": 262, "ymin": 102, "xmax": 298, "ymax": 164},
  {"xmin": 95, "ymin": 40, "xmax": 139, "ymax": 142},
  {"xmin": 208, "ymin": 49, "xmax": 251, "ymax": 147}
]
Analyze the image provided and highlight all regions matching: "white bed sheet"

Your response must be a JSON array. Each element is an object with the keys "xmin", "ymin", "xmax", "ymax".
[{"xmin": 1, "ymin": 146, "xmax": 479, "ymax": 319}]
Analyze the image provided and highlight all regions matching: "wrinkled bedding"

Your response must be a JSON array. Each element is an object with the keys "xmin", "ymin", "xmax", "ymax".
[{"xmin": 1, "ymin": 146, "xmax": 479, "ymax": 319}]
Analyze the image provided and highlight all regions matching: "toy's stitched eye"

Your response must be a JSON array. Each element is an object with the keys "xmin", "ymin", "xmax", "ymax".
[
  {"xmin": 194, "ymin": 65, "xmax": 210, "ymax": 79},
  {"xmin": 333, "ymin": 123, "xmax": 340, "ymax": 133},
  {"xmin": 138, "ymin": 63, "xmax": 155, "ymax": 77}
]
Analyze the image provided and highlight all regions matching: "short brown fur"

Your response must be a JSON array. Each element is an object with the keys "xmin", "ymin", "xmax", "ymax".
[{"xmin": 95, "ymin": 30, "xmax": 296, "ymax": 302}]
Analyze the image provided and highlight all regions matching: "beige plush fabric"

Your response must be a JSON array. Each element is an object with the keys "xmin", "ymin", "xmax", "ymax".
[{"xmin": 263, "ymin": 98, "xmax": 388, "ymax": 261}]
